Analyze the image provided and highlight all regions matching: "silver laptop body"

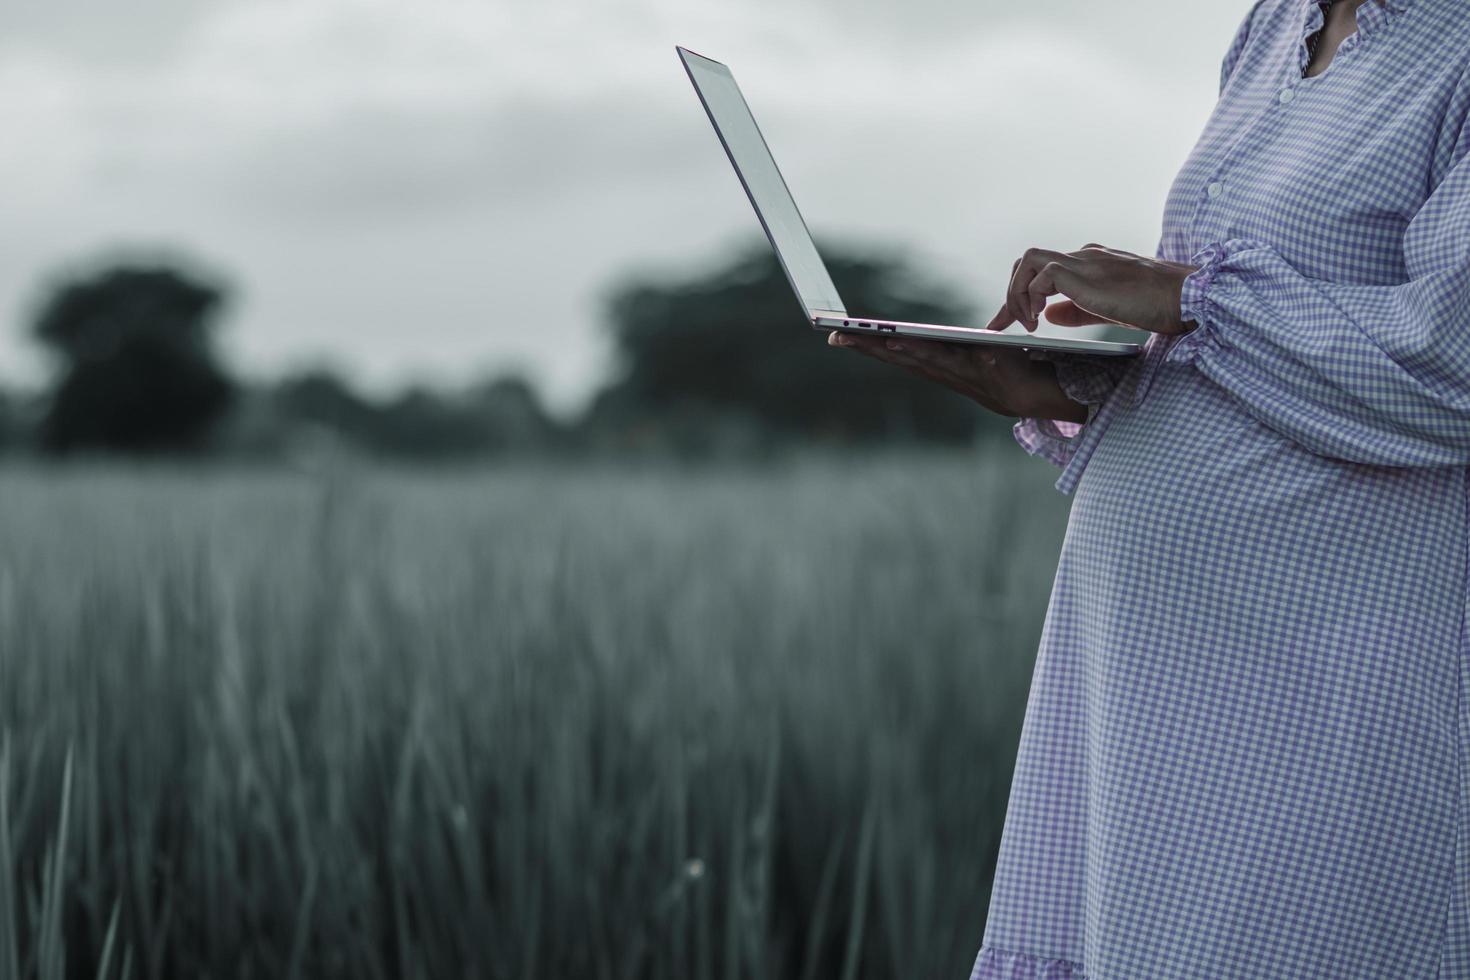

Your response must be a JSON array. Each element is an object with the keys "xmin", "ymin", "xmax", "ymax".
[{"xmin": 677, "ymin": 46, "xmax": 1141, "ymax": 358}]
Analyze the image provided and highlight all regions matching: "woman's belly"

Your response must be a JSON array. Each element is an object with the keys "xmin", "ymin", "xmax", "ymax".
[
  {"xmin": 1061, "ymin": 356, "xmax": 1465, "ymax": 836},
  {"xmin": 1039, "ymin": 360, "xmax": 1467, "ymax": 964},
  {"xmin": 1072, "ymin": 358, "xmax": 1466, "ymax": 639}
]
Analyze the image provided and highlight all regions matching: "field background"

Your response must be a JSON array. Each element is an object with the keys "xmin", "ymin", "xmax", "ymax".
[{"xmin": 0, "ymin": 445, "xmax": 1072, "ymax": 979}]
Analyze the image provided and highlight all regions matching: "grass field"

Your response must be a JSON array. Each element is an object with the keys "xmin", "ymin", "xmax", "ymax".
[{"xmin": 0, "ymin": 446, "xmax": 1072, "ymax": 980}]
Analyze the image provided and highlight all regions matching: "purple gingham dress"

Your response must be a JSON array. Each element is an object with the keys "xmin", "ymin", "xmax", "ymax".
[{"xmin": 970, "ymin": 0, "xmax": 1470, "ymax": 976}]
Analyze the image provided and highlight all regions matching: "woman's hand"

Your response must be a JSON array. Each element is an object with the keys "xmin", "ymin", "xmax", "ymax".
[
  {"xmin": 986, "ymin": 244, "xmax": 1200, "ymax": 335},
  {"xmin": 828, "ymin": 331, "xmax": 1087, "ymax": 423}
]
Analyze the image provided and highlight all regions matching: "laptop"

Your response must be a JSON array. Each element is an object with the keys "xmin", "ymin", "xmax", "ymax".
[{"xmin": 677, "ymin": 46, "xmax": 1141, "ymax": 358}]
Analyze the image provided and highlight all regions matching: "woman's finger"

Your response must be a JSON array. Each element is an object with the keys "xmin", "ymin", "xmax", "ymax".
[
  {"xmin": 829, "ymin": 331, "xmax": 894, "ymax": 359},
  {"xmin": 875, "ymin": 338, "xmax": 941, "ymax": 370},
  {"xmin": 1008, "ymin": 248, "xmax": 1069, "ymax": 332},
  {"xmin": 986, "ymin": 259, "xmax": 1023, "ymax": 331},
  {"xmin": 833, "ymin": 331, "xmax": 1031, "ymax": 414},
  {"xmin": 829, "ymin": 330, "xmax": 888, "ymax": 351},
  {"xmin": 886, "ymin": 339, "xmax": 1013, "ymax": 406},
  {"xmin": 871, "ymin": 340, "xmax": 961, "ymax": 385},
  {"xmin": 836, "ymin": 332, "xmax": 982, "ymax": 385},
  {"xmin": 859, "ymin": 338, "xmax": 983, "ymax": 395},
  {"xmin": 985, "ymin": 301, "xmax": 1013, "ymax": 331},
  {"xmin": 893, "ymin": 335, "xmax": 975, "ymax": 377},
  {"xmin": 1006, "ymin": 253, "xmax": 1036, "ymax": 328},
  {"xmin": 1041, "ymin": 298, "xmax": 1116, "ymax": 327},
  {"xmin": 889, "ymin": 349, "xmax": 978, "ymax": 397},
  {"xmin": 1028, "ymin": 260, "xmax": 1081, "ymax": 322},
  {"xmin": 832, "ymin": 333, "xmax": 943, "ymax": 376}
]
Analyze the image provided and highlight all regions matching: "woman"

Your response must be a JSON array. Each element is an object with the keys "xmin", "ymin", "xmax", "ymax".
[{"xmin": 834, "ymin": 0, "xmax": 1470, "ymax": 975}]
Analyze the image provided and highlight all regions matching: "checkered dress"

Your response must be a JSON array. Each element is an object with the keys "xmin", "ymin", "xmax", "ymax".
[{"xmin": 970, "ymin": 0, "xmax": 1470, "ymax": 976}]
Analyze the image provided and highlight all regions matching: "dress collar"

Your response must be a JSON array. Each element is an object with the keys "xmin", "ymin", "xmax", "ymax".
[
  {"xmin": 1300, "ymin": 0, "xmax": 1408, "ymax": 56},
  {"xmin": 1302, "ymin": 0, "xmax": 1411, "ymax": 12}
]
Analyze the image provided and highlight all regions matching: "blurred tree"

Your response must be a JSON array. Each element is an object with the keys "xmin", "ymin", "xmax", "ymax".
[
  {"xmin": 372, "ymin": 387, "xmax": 494, "ymax": 458},
  {"xmin": 0, "ymin": 391, "xmax": 29, "ymax": 453},
  {"xmin": 464, "ymin": 375, "xmax": 561, "ymax": 453},
  {"xmin": 32, "ymin": 264, "xmax": 236, "ymax": 453},
  {"xmin": 270, "ymin": 367, "xmax": 562, "ymax": 459},
  {"xmin": 590, "ymin": 241, "xmax": 996, "ymax": 453},
  {"xmin": 274, "ymin": 368, "xmax": 378, "ymax": 440}
]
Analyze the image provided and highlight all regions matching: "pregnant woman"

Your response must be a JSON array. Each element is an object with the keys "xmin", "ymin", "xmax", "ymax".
[{"xmin": 834, "ymin": 0, "xmax": 1470, "ymax": 975}]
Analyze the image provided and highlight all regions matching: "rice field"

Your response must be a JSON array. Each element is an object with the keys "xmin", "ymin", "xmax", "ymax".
[{"xmin": 0, "ymin": 446, "xmax": 1072, "ymax": 979}]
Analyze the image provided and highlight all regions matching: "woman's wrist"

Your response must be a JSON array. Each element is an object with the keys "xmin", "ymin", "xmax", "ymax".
[
  {"xmin": 1048, "ymin": 398, "xmax": 1089, "ymax": 425},
  {"xmin": 1018, "ymin": 359, "xmax": 1087, "ymax": 423},
  {"xmin": 1024, "ymin": 384, "xmax": 1088, "ymax": 424}
]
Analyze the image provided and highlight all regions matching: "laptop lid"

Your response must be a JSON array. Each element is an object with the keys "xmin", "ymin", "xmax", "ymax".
[{"xmin": 678, "ymin": 46, "xmax": 846, "ymax": 318}]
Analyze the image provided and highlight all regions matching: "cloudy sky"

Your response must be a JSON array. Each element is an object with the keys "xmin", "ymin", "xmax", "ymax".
[{"xmin": 2, "ymin": 1, "xmax": 1251, "ymax": 413}]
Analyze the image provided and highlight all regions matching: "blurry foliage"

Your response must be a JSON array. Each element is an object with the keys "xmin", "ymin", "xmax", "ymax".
[
  {"xmin": 0, "ymin": 391, "xmax": 36, "ymax": 455},
  {"xmin": 32, "ymin": 264, "xmax": 236, "ymax": 454},
  {"xmin": 16, "ymin": 258, "xmax": 564, "ymax": 462},
  {"xmin": 12, "ymin": 244, "xmax": 1005, "ymax": 461},
  {"xmin": 263, "ymin": 368, "xmax": 562, "ymax": 460},
  {"xmin": 589, "ymin": 240, "xmax": 1001, "ymax": 456}
]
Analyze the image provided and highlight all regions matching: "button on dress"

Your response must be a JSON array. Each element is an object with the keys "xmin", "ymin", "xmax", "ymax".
[{"xmin": 970, "ymin": 0, "xmax": 1470, "ymax": 976}]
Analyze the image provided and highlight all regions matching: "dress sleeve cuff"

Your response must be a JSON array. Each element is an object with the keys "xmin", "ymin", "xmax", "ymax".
[
  {"xmin": 1167, "ymin": 240, "xmax": 1236, "ymax": 364},
  {"xmin": 1011, "ymin": 354, "xmax": 1121, "ymax": 468}
]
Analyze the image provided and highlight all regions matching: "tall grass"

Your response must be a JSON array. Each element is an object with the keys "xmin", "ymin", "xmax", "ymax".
[{"xmin": 0, "ymin": 447, "xmax": 1071, "ymax": 979}]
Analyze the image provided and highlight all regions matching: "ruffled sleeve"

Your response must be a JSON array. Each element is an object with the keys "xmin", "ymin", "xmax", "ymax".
[
  {"xmin": 1011, "ymin": 353, "xmax": 1134, "ymax": 469},
  {"xmin": 1168, "ymin": 139, "xmax": 1470, "ymax": 466},
  {"xmin": 970, "ymin": 944, "xmax": 1088, "ymax": 979}
]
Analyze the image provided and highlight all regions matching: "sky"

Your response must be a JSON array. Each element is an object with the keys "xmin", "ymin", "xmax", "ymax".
[{"xmin": 1, "ymin": 1, "xmax": 1253, "ymax": 414}]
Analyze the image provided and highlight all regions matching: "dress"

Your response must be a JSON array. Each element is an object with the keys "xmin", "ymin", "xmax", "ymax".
[{"xmin": 970, "ymin": 0, "xmax": 1470, "ymax": 976}]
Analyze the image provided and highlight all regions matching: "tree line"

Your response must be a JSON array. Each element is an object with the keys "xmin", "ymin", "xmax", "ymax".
[{"xmin": 4, "ymin": 242, "xmax": 1003, "ymax": 461}]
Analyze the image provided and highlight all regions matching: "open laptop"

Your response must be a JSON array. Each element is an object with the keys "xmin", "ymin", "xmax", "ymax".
[{"xmin": 677, "ymin": 46, "xmax": 1141, "ymax": 358}]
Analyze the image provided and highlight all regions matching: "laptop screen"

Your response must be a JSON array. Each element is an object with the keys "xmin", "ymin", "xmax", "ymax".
[{"xmin": 679, "ymin": 48, "xmax": 845, "ymax": 316}]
